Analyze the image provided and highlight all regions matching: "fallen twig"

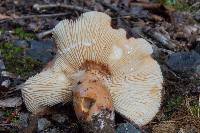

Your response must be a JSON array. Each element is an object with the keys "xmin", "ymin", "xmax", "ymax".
[
  {"xmin": 0, "ymin": 12, "xmax": 70, "ymax": 23},
  {"xmin": 36, "ymin": 29, "xmax": 53, "ymax": 39},
  {"xmin": 33, "ymin": 4, "xmax": 91, "ymax": 12},
  {"xmin": 0, "ymin": 123, "xmax": 18, "ymax": 126},
  {"xmin": 130, "ymin": 3, "xmax": 162, "ymax": 10}
]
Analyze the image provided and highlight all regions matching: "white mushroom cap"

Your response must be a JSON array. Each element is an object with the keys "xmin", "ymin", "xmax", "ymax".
[
  {"xmin": 21, "ymin": 69, "xmax": 72, "ymax": 114},
  {"xmin": 20, "ymin": 11, "xmax": 163, "ymax": 126}
]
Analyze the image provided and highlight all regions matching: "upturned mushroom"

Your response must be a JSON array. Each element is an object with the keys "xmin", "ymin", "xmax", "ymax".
[{"xmin": 20, "ymin": 11, "xmax": 163, "ymax": 132}]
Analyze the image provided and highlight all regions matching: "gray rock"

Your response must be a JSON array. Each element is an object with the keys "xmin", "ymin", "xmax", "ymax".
[
  {"xmin": 29, "ymin": 40, "xmax": 54, "ymax": 51},
  {"xmin": 26, "ymin": 40, "xmax": 55, "ymax": 63},
  {"xmin": 26, "ymin": 50, "xmax": 54, "ymax": 63},
  {"xmin": 38, "ymin": 118, "xmax": 51, "ymax": 132},
  {"xmin": 116, "ymin": 123, "xmax": 141, "ymax": 133},
  {"xmin": 14, "ymin": 40, "xmax": 30, "ymax": 48},
  {"xmin": 166, "ymin": 51, "xmax": 200, "ymax": 77},
  {"xmin": 18, "ymin": 112, "xmax": 29, "ymax": 128},
  {"xmin": 51, "ymin": 114, "xmax": 68, "ymax": 123}
]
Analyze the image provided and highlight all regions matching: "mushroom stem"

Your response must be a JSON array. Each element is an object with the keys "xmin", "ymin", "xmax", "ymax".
[{"xmin": 73, "ymin": 69, "xmax": 115, "ymax": 132}]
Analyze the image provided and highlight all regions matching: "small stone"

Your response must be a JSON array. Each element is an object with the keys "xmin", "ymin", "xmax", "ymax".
[
  {"xmin": 192, "ymin": 85, "xmax": 200, "ymax": 93},
  {"xmin": 27, "ymin": 23, "xmax": 38, "ymax": 31},
  {"xmin": 51, "ymin": 114, "xmax": 68, "ymax": 123},
  {"xmin": 116, "ymin": 123, "xmax": 141, "ymax": 133},
  {"xmin": 14, "ymin": 40, "xmax": 30, "ymax": 48},
  {"xmin": 29, "ymin": 40, "xmax": 54, "ymax": 51},
  {"xmin": 196, "ymin": 65, "xmax": 200, "ymax": 74},
  {"xmin": 1, "ymin": 79, "xmax": 11, "ymax": 88},
  {"xmin": 38, "ymin": 118, "xmax": 51, "ymax": 132},
  {"xmin": 166, "ymin": 51, "xmax": 200, "ymax": 77},
  {"xmin": 19, "ymin": 112, "xmax": 29, "ymax": 128},
  {"xmin": 0, "ymin": 60, "xmax": 5, "ymax": 70},
  {"xmin": 194, "ymin": 10, "xmax": 200, "ymax": 22}
]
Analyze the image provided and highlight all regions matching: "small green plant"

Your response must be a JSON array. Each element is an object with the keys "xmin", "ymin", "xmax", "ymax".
[
  {"xmin": 187, "ymin": 100, "xmax": 200, "ymax": 117},
  {"xmin": 10, "ymin": 116, "xmax": 19, "ymax": 124},
  {"xmin": 0, "ymin": 42, "xmax": 42, "ymax": 78},
  {"xmin": 190, "ymin": 104, "xmax": 200, "ymax": 117},
  {"xmin": 14, "ymin": 27, "xmax": 36, "ymax": 40},
  {"xmin": 3, "ymin": 110, "xmax": 12, "ymax": 117},
  {"xmin": 3, "ymin": 110, "xmax": 19, "ymax": 124}
]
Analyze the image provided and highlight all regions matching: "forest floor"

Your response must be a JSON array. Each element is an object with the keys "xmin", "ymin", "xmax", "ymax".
[{"xmin": 0, "ymin": 0, "xmax": 200, "ymax": 133}]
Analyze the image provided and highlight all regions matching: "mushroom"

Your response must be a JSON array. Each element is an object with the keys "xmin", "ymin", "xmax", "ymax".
[{"xmin": 20, "ymin": 11, "xmax": 163, "ymax": 131}]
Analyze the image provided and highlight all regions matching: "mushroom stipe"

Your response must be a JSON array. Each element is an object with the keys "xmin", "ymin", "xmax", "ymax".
[{"xmin": 19, "ymin": 11, "xmax": 163, "ymax": 132}]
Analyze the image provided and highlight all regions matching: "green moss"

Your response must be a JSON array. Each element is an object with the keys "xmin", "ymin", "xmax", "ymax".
[
  {"xmin": 155, "ymin": 0, "xmax": 190, "ymax": 12},
  {"xmin": 166, "ymin": 96, "xmax": 183, "ymax": 112},
  {"xmin": 172, "ymin": 2, "xmax": 190, "ymax": 12},
  {"xmin": 0, "ymin": 28, "xmax": 5, "ymax": 36},
  {"xmin": 14, "ymin": 27, "xmax": 36, "ymax": 40},
  {"xmin": 0, "ymin": 42, "xmax": 42, "ymax": 78},
  {"xmin": 163, "ymin": 96, "xmax": 184, "ymax": 119}
]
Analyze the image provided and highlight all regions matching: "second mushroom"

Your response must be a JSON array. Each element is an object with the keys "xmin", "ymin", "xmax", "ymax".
[{"xmin": 20, "ymin": 11, "xmax": 163, "ymax": 132}]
